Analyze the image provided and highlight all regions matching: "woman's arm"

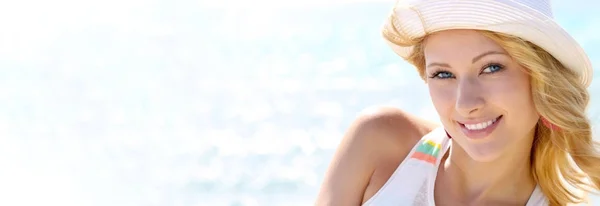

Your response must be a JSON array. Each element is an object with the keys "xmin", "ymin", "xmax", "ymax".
[
  {"xmin": 314, "ymin": 113, "xmax": 380, "ymax": 205},
  {"xmin": 315, "ymin": 107, "xmax": 432, "ymax": 205}
]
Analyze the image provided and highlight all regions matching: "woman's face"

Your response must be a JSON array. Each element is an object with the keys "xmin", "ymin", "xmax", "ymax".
[{"xmin": 423, "ymin": 29, "xmax": 539, "ymax": 162}]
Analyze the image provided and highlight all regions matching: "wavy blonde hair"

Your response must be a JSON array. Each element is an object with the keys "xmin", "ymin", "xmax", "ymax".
[{"xmin": 387, "ymin": 30, "xmax": 600, "ymax": 205}]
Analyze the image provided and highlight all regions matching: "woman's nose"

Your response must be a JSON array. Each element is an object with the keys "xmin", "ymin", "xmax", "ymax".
[{"xmin": 455, "ymin": 78, "xmax": 485, "ymax": 116}]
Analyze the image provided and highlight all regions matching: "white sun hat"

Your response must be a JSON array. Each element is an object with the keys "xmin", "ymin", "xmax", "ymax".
[{"xmin": 383, "ymin": 0, "xmax": 593, "ymax": 87}]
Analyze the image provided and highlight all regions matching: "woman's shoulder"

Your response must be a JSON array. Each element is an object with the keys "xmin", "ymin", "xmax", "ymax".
[
  {"xmin": 315, "ymin": 106, "xmax": 439, "ymax": 205},
  {"xmin": 351, "ymin": 106, "xmax": 439, "ymax": 153}
]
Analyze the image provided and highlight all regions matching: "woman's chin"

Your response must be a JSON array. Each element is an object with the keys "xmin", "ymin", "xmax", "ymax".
[{"xmin": 460, "ymin": 143, "xmax": 506, "ymax": 163}]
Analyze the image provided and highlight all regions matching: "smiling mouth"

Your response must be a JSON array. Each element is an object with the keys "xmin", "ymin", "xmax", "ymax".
[{"xmin": 460, "ymin": 115, "xmax": 503, "ymax": 131}]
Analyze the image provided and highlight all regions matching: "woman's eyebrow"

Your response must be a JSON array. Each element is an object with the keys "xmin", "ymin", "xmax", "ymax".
[
  {"xmin": 472, "ymin": 50, "xmax": 508, "ymax": 63},
  {"xmin": 426, "ymin": 50, "xmax": 508, "ymax": 69}
]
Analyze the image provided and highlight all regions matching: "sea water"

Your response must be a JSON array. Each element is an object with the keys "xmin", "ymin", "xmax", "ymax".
[{"xmin": 0, "ymin": 0, "xmax": 598, "ymax": 205}]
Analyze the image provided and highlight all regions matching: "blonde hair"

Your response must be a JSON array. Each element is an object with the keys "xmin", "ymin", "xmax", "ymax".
[{"xmin": 388, "ymin": 30, "xmax": 600, "ymax": 205}]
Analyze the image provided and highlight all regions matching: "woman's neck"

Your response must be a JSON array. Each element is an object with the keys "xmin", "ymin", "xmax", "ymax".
[{"xmin": 436, "ymin": 138, "xmax": 537, "ymax": 205}]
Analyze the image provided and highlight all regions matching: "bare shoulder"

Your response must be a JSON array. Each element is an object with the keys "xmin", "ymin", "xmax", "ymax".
[{"xmin": 315, "ymin": 106, "xmax": 439, "ymax": 206}]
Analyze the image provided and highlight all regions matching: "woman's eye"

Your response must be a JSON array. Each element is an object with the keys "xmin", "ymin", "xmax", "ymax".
[
  {"xmin": 482, "ymin": 64, "xmax": 504, "ymax": 73},
  {"xmin": 430, "ymin": 71, "xmax": 454, "ymax": 79}
]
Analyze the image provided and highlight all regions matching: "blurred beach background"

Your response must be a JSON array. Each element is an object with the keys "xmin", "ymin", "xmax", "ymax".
[{"xmin": 0, "ymin": 0, "xmax": 598, "ymax": 205}]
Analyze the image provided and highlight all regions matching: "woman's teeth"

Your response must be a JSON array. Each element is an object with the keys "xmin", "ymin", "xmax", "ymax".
[{"xmin": 464, "ymin": 117, "xmax": 499, "ymax": 130}]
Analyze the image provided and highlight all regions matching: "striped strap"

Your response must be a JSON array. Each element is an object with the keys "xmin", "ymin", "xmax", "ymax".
[{"xmin": 410, "ymin": 138, "xmax": 443, "ymax": 165}]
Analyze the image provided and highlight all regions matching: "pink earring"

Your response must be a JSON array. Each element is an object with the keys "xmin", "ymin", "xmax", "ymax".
[{"xmin": 541, "ymin": 117, "xmax": 561, "ymax": 131}]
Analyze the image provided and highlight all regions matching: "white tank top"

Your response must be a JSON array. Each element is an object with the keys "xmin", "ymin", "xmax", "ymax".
[{"xmin": 362, "ymin": 127, "xmax": 549, "ymax": 206}]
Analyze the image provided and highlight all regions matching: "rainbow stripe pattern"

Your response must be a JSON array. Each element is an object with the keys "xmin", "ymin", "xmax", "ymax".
[{"xmin": 409, "ymin": 139, "xmax": 441, "ymax": 164}]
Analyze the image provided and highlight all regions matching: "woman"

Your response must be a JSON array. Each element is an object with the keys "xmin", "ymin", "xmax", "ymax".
[{"xmin": 315, "ymin": 0, "xmax": 600, "ymax": 205}]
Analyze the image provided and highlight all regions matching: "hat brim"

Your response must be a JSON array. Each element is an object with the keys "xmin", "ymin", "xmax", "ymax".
[{"xmin": 383, "ymin": 0, "xmax": 593, "ymax": 87}]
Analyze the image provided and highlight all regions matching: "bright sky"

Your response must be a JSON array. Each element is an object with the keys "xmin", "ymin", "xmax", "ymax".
[{"xmin": 0, "ymin": 0, "xmax": 598, "ymax": 205}]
